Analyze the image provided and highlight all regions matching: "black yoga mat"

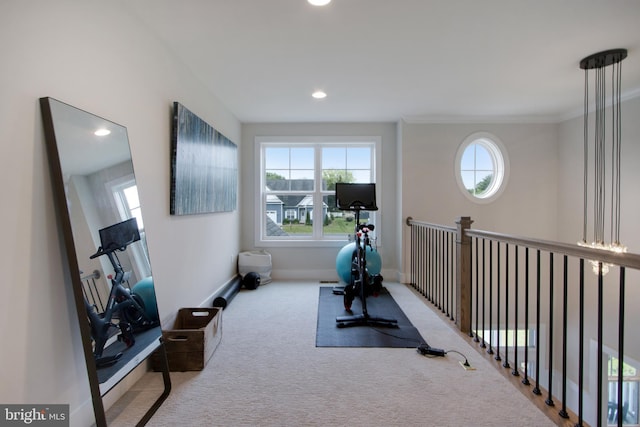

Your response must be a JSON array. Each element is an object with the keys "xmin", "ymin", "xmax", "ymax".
[{"xmin": 316, "ymin": 287, "xmax": 425, "ymax": 348}]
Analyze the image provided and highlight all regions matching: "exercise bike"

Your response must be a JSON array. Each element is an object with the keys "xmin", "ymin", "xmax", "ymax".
[
  {"xmin": 334, "ymin": 183, "xmax": 398, "ymax": 328},
  {"xmin": 86, "ymin": 218, "xmax": 157, "ymax": 368}
]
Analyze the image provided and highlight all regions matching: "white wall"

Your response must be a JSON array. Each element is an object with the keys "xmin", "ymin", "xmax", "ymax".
[
  {"xmin": 240, "ymin": 122, "xmax": 398, "ymax": 281},
  {"xmin": 399, "ymin": 121, "xmax": 560, "ymax": 279},
  {"xmin": 0, "ymin": 1, "xmax": 241, "ymax": 425},
  {"xmin": 241, "ymin": 121, "xmax": 560, "ymax": 284}
]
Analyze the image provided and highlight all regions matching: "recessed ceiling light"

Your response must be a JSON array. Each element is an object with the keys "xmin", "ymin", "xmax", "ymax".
[
  {"xmin": 308, "ymin": 0, "xmax": 331, "ymax": 6},
  {"xmin": 312, "ymin": 90, "xmax": 327, "ymax": 99},
  {"xmin": 94, "ymin": 128, "xmax": 111, "ymax": 136}
]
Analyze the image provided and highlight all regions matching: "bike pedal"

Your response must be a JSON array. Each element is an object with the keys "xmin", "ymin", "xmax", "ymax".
[{"xmin": 118, "ymin": 322, "xmax": 136, "ymax": 347}]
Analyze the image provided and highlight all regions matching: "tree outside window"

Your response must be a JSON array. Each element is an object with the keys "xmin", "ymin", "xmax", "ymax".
[{"xmin": 258, "ymin": 139, "xmax": 378, "ymax": 243}]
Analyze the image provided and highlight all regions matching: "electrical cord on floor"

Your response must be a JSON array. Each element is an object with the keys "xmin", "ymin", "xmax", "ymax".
[
  {"xmin": 368, "ymin": 329, "xmax": 473, "ymax": 369},
  {"xmin": 416, "ymin": 343, "xmax": 472, "ymax": 368},
  {"xmin": 370, "ymin": 327, "xmax": 425, "ymax": 346},
  {"xmin": 443, "ymin": 349, "xmax": 471, "ymax": 367},
  {"xmin": 416, "ymin": 342, "xmax": 445, "ymax": 357}
]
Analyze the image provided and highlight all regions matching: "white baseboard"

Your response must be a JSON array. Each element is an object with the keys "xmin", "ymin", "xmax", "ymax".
[
  {"xmin": 271, "ymin": 268, "xmax": 402, "ymax": 284},
  {"xmin": 201, "ymin": 274, "xmax": 241, "ymax": 307},
  {"xmin": 396, "ymin": 271, "xmax": 409, "ymax": 283},
  {"xmin": 272, "ymin": 268, "xmax": 340, "ymax": 282}
]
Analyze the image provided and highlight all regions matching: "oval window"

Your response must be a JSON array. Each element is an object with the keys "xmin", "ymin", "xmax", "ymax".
[{"xmin": 455, "ymin": 132, "xmax": 508, "ymax": 203}]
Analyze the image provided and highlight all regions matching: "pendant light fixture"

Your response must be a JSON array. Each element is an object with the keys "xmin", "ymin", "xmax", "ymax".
[{"xmin": 577, "ymin": 49, "xmax": 628, "ymax": 275}]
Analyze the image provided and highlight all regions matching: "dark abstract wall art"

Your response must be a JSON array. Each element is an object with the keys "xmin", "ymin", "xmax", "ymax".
[{"xmin": 170, "ymin": 102, "xmax": 238, "ymax": 215}]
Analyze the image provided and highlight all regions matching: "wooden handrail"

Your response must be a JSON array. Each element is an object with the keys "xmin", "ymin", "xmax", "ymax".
[
  {"xmin": 406, "ymin": 216, "xmax": 456, "ymax": 233},
  {"xmin": 465, "ymin": 228, "xmax": 640, "ymax": 270},
  {"xmin": 408, "ymin": 215, "xmax": 640, "ymax": 269}
]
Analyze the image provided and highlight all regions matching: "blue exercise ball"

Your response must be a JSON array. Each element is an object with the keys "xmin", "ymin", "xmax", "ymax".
[
  {"xmin": 131, "ymin": 276, "xmax": 159, "ymax": 321},
  {"xmin": 336, "ymin": 242, "xmax": 382, "ymax": 284}
]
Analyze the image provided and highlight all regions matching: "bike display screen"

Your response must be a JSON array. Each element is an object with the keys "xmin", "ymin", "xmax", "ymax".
[
  {"xmin": 335, "ymin": 183, "xmax": 378, "ymax": 211},
  {"xmin": 99, "ymin": 218, "xmax": 141, "ymax": 251}
]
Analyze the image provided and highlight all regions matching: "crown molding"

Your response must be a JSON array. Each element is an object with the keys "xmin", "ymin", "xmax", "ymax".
[
  {"xmin": 401, "ymin": 114, "xmax": 560, "ymax": 125},
  {"xmin": 557, "ymin": 87, "xmax": 640, "ymax": 122},
  {"xmin": 402, "ymin": 88, "xmax": 640, "ymax": 125}
]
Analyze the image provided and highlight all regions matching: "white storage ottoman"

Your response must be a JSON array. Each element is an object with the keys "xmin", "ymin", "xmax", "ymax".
[{"xmin": 238, "ymin": 250, "xmax": 272, "ymax": 284}]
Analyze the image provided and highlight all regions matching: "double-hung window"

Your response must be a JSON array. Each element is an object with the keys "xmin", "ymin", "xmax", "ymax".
[
  {"xmin": 256, "ymin": 136, "xmax": 380, "ymax": 246},
  {"xmin": 109, "ymin": 176, "xmax": 151, "ymax": 280}
]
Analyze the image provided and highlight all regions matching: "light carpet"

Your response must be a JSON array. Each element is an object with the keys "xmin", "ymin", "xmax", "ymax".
[{"xmin": 107, "ymin": 281, "xmax": 555, "ymax": 427}]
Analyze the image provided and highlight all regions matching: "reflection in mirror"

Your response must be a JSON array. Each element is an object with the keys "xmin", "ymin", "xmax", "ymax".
[{"xmin": 40, "ymin": 97, "xmax": 170, "ymax": 426}]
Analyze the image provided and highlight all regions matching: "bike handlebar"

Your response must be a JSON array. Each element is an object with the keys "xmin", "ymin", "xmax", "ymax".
[
  {"xmin": 89, "ymin": 235, "xmax": 138, "ymax": 259},
  {"xmin": 357, "ymin": 223, "xmax": 375, "ymax": 232}
]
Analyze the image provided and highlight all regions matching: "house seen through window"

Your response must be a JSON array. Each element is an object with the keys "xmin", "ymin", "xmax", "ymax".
[{"xmin": 257, "ymin": 138, "xmax": 378, "ymax": 244}]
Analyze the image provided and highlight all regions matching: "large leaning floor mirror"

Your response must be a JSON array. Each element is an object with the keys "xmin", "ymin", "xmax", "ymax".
[{"xmin": 40, "ymin": 97, "xmax": 171, "ymax": 426}]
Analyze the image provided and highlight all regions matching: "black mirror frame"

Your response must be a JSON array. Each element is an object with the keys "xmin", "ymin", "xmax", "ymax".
[{"xmin": 39, "ymin": 97, "xmax": 171, "ymax": 426}]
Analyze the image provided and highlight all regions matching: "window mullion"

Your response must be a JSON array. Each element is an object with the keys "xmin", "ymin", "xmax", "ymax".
[{"xmin": 313, "ymin": 145, "xmax": 323, "ymax": 239}]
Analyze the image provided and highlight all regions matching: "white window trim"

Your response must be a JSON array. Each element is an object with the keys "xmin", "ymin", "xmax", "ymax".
[
  {"xmin": 255, "ymin": 136, "xmax": 382, "ymax": 248},
  {"xmin": 454, "ymin": 131, "xmax": 509, "ymax": 204},
  {"xmin": 105, "ymin": 175, "xmax": 151, "ymax": 280}
]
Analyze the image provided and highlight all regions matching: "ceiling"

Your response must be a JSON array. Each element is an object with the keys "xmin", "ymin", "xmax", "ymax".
[{"xmin": 127, "ymin": 0, "xmax": 640, "ymax": 123}]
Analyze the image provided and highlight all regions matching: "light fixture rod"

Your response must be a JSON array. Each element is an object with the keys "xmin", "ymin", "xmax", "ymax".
[{"xmin": 579, "ymin": 48, "xmax": 628, "ymax": 266}]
